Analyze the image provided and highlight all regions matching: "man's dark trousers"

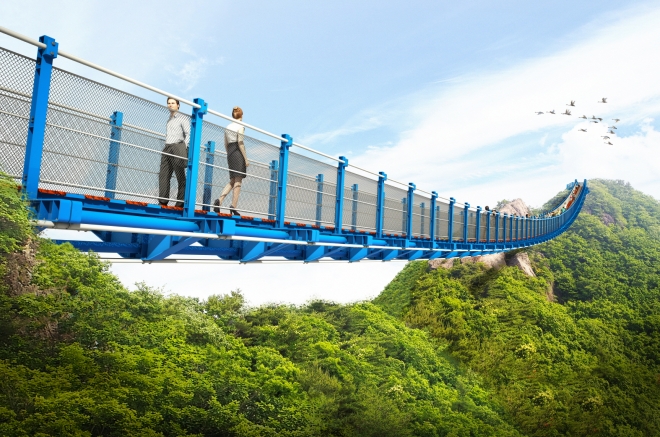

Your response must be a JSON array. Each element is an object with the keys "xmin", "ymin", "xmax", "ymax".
[{"xmin": 158, "ymin": 141, "xmax": 187, "ymax": 207}]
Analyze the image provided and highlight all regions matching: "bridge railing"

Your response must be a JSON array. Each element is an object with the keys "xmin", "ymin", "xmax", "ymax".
[{"xmin": 0, "ymin": 30, "xmax": 585, "ymax": 250}]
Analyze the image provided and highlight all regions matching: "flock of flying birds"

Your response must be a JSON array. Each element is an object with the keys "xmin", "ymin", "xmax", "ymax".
[{"xmin": 536, "ymin": 98, "xmax": 621, "ymax": 145}]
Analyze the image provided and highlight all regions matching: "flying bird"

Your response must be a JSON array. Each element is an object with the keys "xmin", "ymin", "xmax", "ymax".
[
  {"xmin": 608, "ymin": 130, "xmax": 616, "ymax": 134},
  {"xmin": 591, "ymin": 121, "xmax": 599, "ymax": 123},
  {"xmin": 562, "ymin": 109, "xmax": 572, "ymax": 115},
  {"xmin": 535, "ymin": 111, "xmax": 544, "ymax": 115},
  {"xmin": 605, "ymin": 141, "xmax": 613, "ymax": 145},
  {"xmin": 567, "ymin": 100, "xmax": 576, "ymax": 106},
  {"xmin": 612, "ymin": 118, "xmax": 620, "ymax": 122},
  {"xmin": 548, "ymin": 110, "xmax": 556, "ymax": 114},
  {"xmin": 579, "ymin": 115, "xmax": 587, "ymax": 119},
  {"xmin": 608, "ymin": 126, "xmax": 618, "ymax": 129},
  {"xmin": 598, "ymin": 98, "xmax": 608, "ymax": 103},
  {"xmin": 579, "ymin": 129, "xmax": 587, "ymax": 132},
  {"xmin": 591, "ymin": 116, "xmax": 598, "ymax": 120},
  {"xmin": 601, "ymin": 136, "xmax": 610, "ymax": 139}
]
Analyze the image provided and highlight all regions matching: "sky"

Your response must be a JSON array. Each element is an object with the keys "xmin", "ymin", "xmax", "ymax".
[{"xmin": 2, "ymin": 0, "xmax": 660, "ymax": 306}]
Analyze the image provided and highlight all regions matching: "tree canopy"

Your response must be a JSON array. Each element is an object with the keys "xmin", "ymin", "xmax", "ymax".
[{"xmin": 2, "ymin": 176, "xmax": 659, "ymax": 436}]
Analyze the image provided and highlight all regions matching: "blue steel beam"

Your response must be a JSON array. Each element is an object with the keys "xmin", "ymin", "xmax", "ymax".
[
  {"xmin": 334, "ymin": 157, "xmax": 348, "ymax": 234},
  {"xmin": 105, "ymin": 111, "xmax": 123, "ymax": 199},
  {"xmin": 268, "ymin": 160, "xmax": 278, "ymax": 220},
  {"xmin": 202, "ymin": 141, "xmax": 215, "ymax": 211},
  {"xmin": 315, "ymin": 174, "xmax": 324, "ymax": 227},
  {"xmin": 276, "ymin": 134, "xmax": 292, "ymax": 228},
  {"xmin": 23, "ymin": 35, "xmax": 58, "ymax": 199},
  {"xmin": 406, "ymin": 183, "xmax": 415, "ymax": 239},
  {"xmin": 375, "ymin": 172, "xmax": 387, "ymax": 238},
  {"xmin": 448, "ymin": 198, "xmax": 455, "ymax": 243},
  {"xmin": 184, "ymin": 98, "xmax": 207, "ymax": 218},
  {"xmin": 429, "ymin": 191, "xmax": 438, "ymax": 241}
]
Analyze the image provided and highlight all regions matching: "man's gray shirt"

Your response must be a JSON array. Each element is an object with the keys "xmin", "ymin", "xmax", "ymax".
[{"xmin": 165, "ymin": 112, "xmax": 190, "ymax": 146}]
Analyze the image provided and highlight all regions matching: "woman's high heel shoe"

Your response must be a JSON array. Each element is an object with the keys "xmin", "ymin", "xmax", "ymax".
[{"xmin": 213, "ymin": 199, "xmax": 220, "ymax": 213}]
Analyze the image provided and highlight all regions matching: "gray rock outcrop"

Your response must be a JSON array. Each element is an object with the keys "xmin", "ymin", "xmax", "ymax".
[
  {"xmin": 507, "ymin": 252, "xmax": 536, "ymax": 277},
  {"xmin": 428, "ymin": 251, "xmax": 536, "ymax": 277},
  {"xmin": 428, "ymin": 252, "xmax": 506, "ymax": 271},
  {"xmin": 497, "ymin": 198, "xmax": 530, "ymax": 217}
]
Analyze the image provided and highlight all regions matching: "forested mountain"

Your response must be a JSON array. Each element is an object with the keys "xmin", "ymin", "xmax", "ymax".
[
  {"xmin": 375, "ymin": 179, "xmax": 660, "ymax": 436},
  {"xmin": 0, "ymin": 175, "xmax": 517, "ymax": 436},
  {"xmin": 1, "ymin": 176, "xmax": 659, "ymax": 436}
]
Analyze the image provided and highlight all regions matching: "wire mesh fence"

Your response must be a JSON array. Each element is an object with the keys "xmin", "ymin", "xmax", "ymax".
[
  {"xmin": 0, "ymin": 48, "xmax": 35, "ymax": 179},
  {"xmin": 197, "ymin": 120, "xmax": 280, "ymax": 217},
  {"xmin": 342, "ymin": 170, "xmax": 378, "ymax": 232},
  {"xmin": 467, "ymin": 210, "xmax": 477, "ymax": 241},
  {"xmin": 436, "ymin": 200, "xmax": 450, "ymax": 239},
  {"xmin": 452, "ymin": 207, "xmax": 464, "ymax": 241},
  {"xmin": 3, "ymin": 45, "xmax": 577, "ymax": 244},
  {"xmin": 382, "ymin": 183, "xmax": 408, "ymax": 235},
  {"xmin": 479, "ymin": 212, "xmax": 488, "ymax": 241},
  {"xmin": 411, "ymin": 192, "xmax": 430, "ymax": 238},
  {"xmin": 29, "ymin": 64, "xmax": 191, "ymax": 204},
  {"xmin": 286, "ymin": 150, "xmax": 338, "ymax": 226}
]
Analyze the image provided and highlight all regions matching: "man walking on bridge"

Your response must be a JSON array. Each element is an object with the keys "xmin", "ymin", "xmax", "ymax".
[{"xmin": 159, "ymin": 97, "xmax": 190, "ymax": 207}]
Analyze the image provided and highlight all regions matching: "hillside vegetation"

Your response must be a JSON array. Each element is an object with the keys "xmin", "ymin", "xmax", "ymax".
[
  {"xmin": 375, "ymin": 179, "xmax": 660, "ymax": 436},
  {"xmin": 0, "ymin": 174, "xmax": 518, "ymax": 436},
  {"xmin": 2, "ymin": 176, "xmax": 659, "ymax": 436}
]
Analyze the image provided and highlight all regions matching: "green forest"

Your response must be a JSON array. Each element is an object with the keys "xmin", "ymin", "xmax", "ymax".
[{"xmin": 1, "ymin": 175, "xmax": 659, "ymax": 436}]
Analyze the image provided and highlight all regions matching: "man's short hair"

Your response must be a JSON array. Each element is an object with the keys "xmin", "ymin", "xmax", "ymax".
[
  {"xmin": 232, "ymin": 106, "xmax": 243, "ymax": 119},
  {"xmin": 167, "ymin": 97, "xmax": 180, "ymax": 108}
]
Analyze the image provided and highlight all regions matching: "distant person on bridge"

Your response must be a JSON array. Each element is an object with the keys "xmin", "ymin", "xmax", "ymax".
[
  {"xmin": 158, "ymin": 97, "xmax": 190, "ymax": 208},
  {"xmin": 214, "ymin": 106, "xmax": 249, "ymax": 216}
]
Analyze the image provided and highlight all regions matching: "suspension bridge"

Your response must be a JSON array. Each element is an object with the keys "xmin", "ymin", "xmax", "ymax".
[{"xmin": 0, "ymin": 27, "xmax": 588, "ymax": 263}]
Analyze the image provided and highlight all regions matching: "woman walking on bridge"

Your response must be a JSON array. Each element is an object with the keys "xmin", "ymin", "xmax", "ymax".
[{"xmin": 214, "ymin": 106, "xmax": 249, "ymax": 215}]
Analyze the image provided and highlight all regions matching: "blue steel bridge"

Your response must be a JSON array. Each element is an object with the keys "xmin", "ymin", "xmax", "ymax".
[{"xmin": 0, "ymin": 28, "xmax": 588, "ymax": 263}]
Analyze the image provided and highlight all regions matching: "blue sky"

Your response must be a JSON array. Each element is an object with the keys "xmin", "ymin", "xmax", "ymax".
[{"xmin": 2, "ymin": 0, "xmax": 660, "ymax": 305}]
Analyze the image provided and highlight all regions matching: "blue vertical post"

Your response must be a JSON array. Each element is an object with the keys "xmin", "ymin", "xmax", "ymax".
[
  {"xmin": 268, "ymin": 160, "xmax": 278, "ymax": 220},
  {"xmin": 184, "ymin": 98, "xmax": 207, "ymax": 217},
  {"xmin": 486, "ymin": 210, "xmax": 491, "ymax": 242},
  {"xmin": 494, "ymin": 212, "xmax": 500, "ymax": 243},
  {"xmin": 22, "ymin": 35, "xmax": 58, "ymax": 199},
  {"xmin": 448, "ymin": 198, "xmax": 456, "ymax": 243},
  {"xmin": 105, "ymin": 111, "xmax": 123, "ymax": 199},
  {"xmin": 351, "ymin": 183, "xmax": 358, "ymax": 231},
  {"xmin": 429, "ymin": 191, "xmax": 438, "ymax": 241},
  {"xmin": 276, "ymin": 134, "xmax": 292, "ymax": 228},
  {"xmin": 515, "ymin": 216, "xmax": 519, "ymax": 241},
  {"xmin": 401, "ymin": 198, "xmax": 407, "ymax": 236},
  {"xmin": 315, "ymin": 173, "xmax": 324, "ymax": 227},
  {"xmin": 406, "ymin": 183, "xmax": 415, "ymax": 238},
  {"xmin": 202, "ymin": 141, "xmax": 215, "ymax": 211},
  {"xmin": 475, "ymin": 206, "xmax": 482, "ymax": 242},
  {"xmin": 503, "ymin": 214, "xmax": 508, "ymax": 242},
  {"xmin": 534, "ymin": 217, "xmax": 538, "ymax": 238},
  {"xmin": 334, "ymin": 157, "xmax": 348, "ymax": 233},
  {"xmin": 509, "ymin": 214, "xmax": 513, "ymax": 242},
  {"xmin": 420, "ymin": 202, "xmax": 426, "ymax": 237},
  {"xmin": 375, "ymin": 172, "xmax": 387, "ymax": 238},
  {"xmin": 463, "ymin": 203, "xmax": 470, "ymax": 242}
]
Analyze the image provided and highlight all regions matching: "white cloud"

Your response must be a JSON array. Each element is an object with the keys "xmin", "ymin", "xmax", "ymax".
[
  {"xmin": 348, "ymin": 5, "xmax": 660, "ymax": 208},
  {"xmin": 167, "ymin": 55, "xmax": 223, "ymax": 92}
]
